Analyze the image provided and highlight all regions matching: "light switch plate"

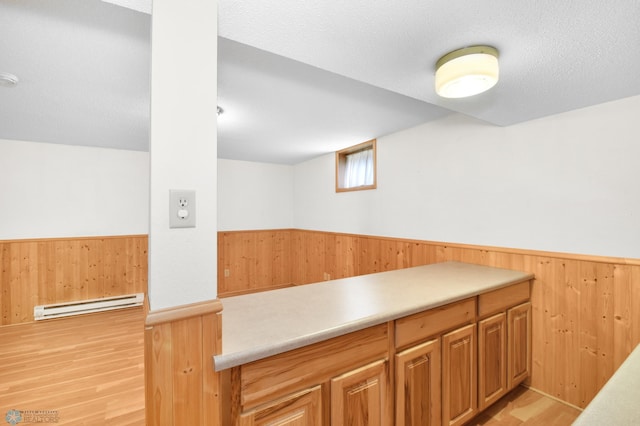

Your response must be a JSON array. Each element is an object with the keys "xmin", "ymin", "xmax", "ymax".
[{"xmin": 169, "ymin": 190, "xmax": 196, "ymax": 228}]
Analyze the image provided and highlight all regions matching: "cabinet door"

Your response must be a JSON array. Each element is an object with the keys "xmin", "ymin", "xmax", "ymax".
[
  {"xmin": 239, "ymin": 385, "xmax": 322, "ymax": 426},
  {"xmin": 442, "ymin": 323, "xmax": 477, "ymax": 426},
  {"xmin": 331, "ymin": 359, "xmax": 391, "ymax": 426},
  {"xmin": 395, "ymin": 339, "xmax": 441, "ymax": 426},
  {"xmin": 508, "ymin": 302, "xmax": 532, "ymax": 390},
  {"xmin": 478, "ymin": 313, "xmax": 507, "ymax": 411}
]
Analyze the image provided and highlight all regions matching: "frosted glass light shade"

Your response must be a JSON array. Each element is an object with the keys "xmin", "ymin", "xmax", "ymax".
[{"xmin": 435, "ymin": 46, "xmax": 499, "ymax": 98}]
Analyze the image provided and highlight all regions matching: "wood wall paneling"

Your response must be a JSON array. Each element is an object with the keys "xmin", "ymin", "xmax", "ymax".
[
  {"xmin": 145, "ymin": 300, "xmax": 223, "ymax": 426},
  {"xmin": 292, "ymin": 230, "xmax": 327, "ymax": 285},
  {"xmin": 0, "ymin": 235, "xmax": 148, "ymax": 325},
  {"xmin": 217, "ymin": 229, "xmax": 640, "ymax": 409},
  {"xmin": 218, "ymin": 230, "xmax": 293, "ymax": 297}
]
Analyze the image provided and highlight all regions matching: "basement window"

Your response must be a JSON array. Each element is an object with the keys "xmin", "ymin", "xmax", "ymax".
[{"xmin": 335, "ymin": 139, "xmax": 377, "ymax": 192}]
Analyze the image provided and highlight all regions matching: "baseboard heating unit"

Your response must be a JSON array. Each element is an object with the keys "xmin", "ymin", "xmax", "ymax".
[{"xmin": 34, "ymin": 293, "xmax": 144, "ymax": 320}]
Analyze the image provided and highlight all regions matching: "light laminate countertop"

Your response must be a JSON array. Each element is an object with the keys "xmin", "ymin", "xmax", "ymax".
[
  {"xmin": 573, "ymin": 343, "xmax": 640, "ymax": 425},
  {"xmin": 213, "ymin": 261, "xmax": 533, "ymax": 371}
]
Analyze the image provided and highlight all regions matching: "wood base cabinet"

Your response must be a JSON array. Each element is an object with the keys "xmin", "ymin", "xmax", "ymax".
[
  {"xmin": 477, "ymin": 284, "xmax": 532, "ymax": 418},
  {"xmin": 239, "ymin": 386, "xmax": 322, "ymax": 426},
  {"xmin": 442, "ymin": 324, "xmax": 477, "ymax": 426},
  {"xmin": 395, "ymin": 339, "xmax": 441, "ymax": 426},
  {"xmin": 237, "ymin": 359, "xmax": 391, "ymax": 426},
  {"xmin": 395, "ymin": 298, "xmax": 475, "ymax": 426},
  {"xmin": 478, "ymin": 313, "xmax": 507, "ymax": 411},
  {"xmin": 223, "ymin": 281, "xmax": 533, "ymax": 426},
  {"xmin": 331, "ymin": 359, "xmax": 392, "ymax": 425},
  {"xmin": 224, "ymin": 324, "xmax": 390, "ymax": 426},
  {"xmin": 508, "ymin": 302, "xmax": 532, "ymax": 389}
]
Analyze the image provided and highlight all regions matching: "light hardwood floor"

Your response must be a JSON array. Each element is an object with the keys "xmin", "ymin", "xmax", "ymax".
[
  {"xmin": 0, "ymin": 307, "xmax": 581, "ymax": 425},
  {"xmin": 471, "ymin": 386, "xmax": 582, "ymax": 425},
  {"xmin": 0, "ymin": 307, "xmax": 145, "ymax": 425}
]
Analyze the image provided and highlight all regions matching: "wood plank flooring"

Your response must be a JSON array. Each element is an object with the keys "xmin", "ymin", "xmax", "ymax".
[
  {"xmin": 471, "ymin": 386, "xmax": 582, "ymax": 425},
  {"xmin": 0, "ymin": 307, "xmax": 145, "ymax": 425},
  {"xmin": 0, "ymin": 306, "xmax": 582, "ymax": 425}
]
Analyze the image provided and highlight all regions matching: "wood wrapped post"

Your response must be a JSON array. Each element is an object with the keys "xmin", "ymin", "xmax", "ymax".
[{"xmin": 145, "ymin": 300, "xmax": 223, "ymax": 425}]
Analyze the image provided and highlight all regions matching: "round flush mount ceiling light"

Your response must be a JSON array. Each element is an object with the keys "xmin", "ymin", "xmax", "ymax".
[
  {"xmin": 435, "ymin": 46, "xmax": 499, "ymax": 98},
  {"xmin": 0, "ymin": 72, "xmax": 19, "ymax": 88}
]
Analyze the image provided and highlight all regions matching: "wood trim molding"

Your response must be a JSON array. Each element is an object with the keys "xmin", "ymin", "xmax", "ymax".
[
  {"xmin": 0, "ymin": 234, "xmax": 148, "ymax": 244},
  {"xmin": 218, "ymin": 228, "xmax": 296, "ymax": 235},
  {"xmin": 145, "ymin": 299, "xmax": 223, "ymax": 326}
]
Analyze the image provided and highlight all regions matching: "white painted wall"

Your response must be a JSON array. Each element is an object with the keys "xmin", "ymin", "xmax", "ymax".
[
  {"xmin": 148, "ymin": 0, "xmax": 218, "ymax": 309},
  {"xmin": 0, "ymin": 138, "xmax": 148, "ymax": 239},
  {"xmin": 293, "ymin": 95, "xmax": 640, "ymax": 259},
  {"xmin": 218, "ymin": 159, "xmax": 294, "ymax": 230},
  {"xmin": 6, "ymin": 84, "xmax": 636, "ymax": 274}
]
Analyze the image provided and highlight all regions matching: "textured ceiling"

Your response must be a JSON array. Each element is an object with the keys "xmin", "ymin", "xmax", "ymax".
[
  {"xmin": 0, "ymin": 0, "xmax": 150, "ymax": 151},
  {"xmin": 219, "ymin": 0, "xmax": 640, "ymax": 126},
  {"xmin": 217, "ymin": 38, "xmax": 449, "ymax": 164},
  {"xmin": 2, "ymin": 0, "xmax": 640, "ymax": 164}
]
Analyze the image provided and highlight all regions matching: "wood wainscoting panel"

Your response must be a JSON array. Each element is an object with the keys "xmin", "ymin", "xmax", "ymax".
[
  {"xmin": 0, "ymin": 235, "xmax": 148, "ymax": 325},
  {"xmin": 290, "ymin": 229, "xmax": 329, "ymax": 286},
  {"xmin": 145, "ymin": 299, "xmax": 223, "ymax": 426},
  {"xmin": 324, "ymin": 232, "xmax": 359, "ymax": 281},
  {"xmin": 218, "ymin": 230, "xmax": 292, "ymax": 297},
  {"xmin": 217, "ymin": 229, "xmax": 640, "ymax": 409}
]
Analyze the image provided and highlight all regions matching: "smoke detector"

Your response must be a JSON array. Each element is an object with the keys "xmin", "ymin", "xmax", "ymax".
[{"xmin": 0, "ymin": 72, "xmax": 19, "ymax": 88}]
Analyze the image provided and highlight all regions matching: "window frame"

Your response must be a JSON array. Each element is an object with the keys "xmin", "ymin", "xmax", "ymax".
[{"xmin": 335, "ymin": 139, "xmax": 377, "ymax": 193}]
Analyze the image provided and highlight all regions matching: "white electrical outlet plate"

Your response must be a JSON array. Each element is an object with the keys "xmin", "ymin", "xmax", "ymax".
[{"xmin": 169, "ymin": 190, "xmax": 196, "ymax": 228}]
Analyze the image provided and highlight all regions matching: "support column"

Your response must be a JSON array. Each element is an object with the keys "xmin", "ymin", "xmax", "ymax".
[
  {"xmin": 146, "ymin": 0, "xmax": 219, "ymax": 424},
  {"xmin": 145, "ymin": 300, "xmax": 222, "ymax": 425}
]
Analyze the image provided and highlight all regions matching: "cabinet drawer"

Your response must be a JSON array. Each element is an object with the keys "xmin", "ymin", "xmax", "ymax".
[
  {"xmin": 395, "ymin": 298, "xmax": 476, "ymax": 349},
  {"xmin": 239, "ymin": 385, "xmax": 322, "ymax": 425},
  {"xmin": 478, "ymin": 280, "xmax": 530, "ymax": 318},
  {"xmin": 240, "ymin": 323, "xmax": 388, "ymax": 409}
]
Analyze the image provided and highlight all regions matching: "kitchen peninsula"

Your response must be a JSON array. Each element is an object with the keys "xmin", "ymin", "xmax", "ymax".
[{"xmin": 215, "ymin": 261, "xmax": 534, "ymax": 425}]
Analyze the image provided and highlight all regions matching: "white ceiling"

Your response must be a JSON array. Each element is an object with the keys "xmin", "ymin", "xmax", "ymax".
[
  {"xmin": 0, "ymin": 0, "xmax": 150, "ymax": 151},
  {"xmin": 217, "ymin": 37, "xmax": 449, "ymax": 164},
  {"xmin": 2, "ymin": 0, "xmax": 640, "ymax": 164}
]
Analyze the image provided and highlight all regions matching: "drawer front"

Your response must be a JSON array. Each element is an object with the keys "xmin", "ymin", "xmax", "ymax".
[
  {"xmin": 478, "ymin": 280, "xmax": 530, "ymax": 318},
  {"xmin": 395, "ymin": 298, "xmax": 476, "ymax": 349},
  {"xmin": 240, "ymin": 323, "xmax": 389, "ymax": 409}
]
